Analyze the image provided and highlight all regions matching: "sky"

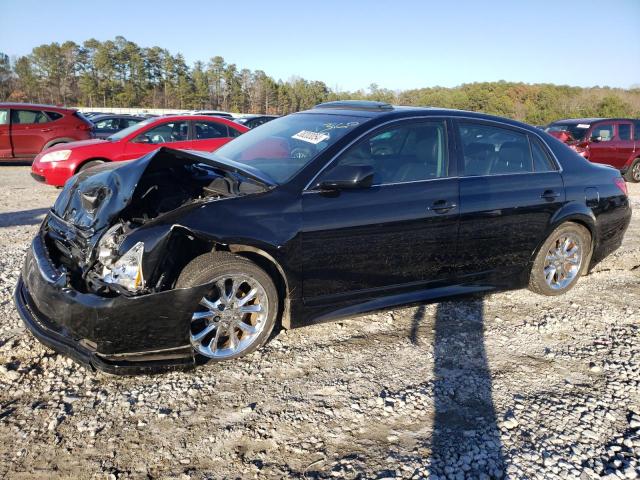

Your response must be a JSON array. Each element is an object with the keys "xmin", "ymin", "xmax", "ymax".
[{"xmin": 1, "ymin": 0, "xmax": 639, "ymax": 92}]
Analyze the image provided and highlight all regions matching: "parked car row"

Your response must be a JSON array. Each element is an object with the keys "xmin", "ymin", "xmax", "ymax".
[{"xmin": 0, "ymin": 103, "xmax": 279, "ymax": 164}]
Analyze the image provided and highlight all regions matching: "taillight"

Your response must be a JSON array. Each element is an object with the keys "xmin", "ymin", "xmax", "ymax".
[{"xmin": 614, "ymin": 177, "xmax": 628, "ymax": 196}]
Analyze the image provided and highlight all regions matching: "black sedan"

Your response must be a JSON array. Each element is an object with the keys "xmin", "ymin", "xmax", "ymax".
[
  {"xmin": 90, "ymin": 114, "xmax": 145, "ymax": 139},
  {"xmin": 14, "ymin": 101, "xmax": 631, "ymax": 374},
  {"xmin": 234, "ymin": 115, "xmax": 279, "ymax": 129}
]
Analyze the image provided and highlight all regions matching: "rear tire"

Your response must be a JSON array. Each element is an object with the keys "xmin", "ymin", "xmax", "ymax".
[
  {"xmin": 528, "ymin": 222, "xmax": 592, "ymax": 296},
  {"xmin": 624, "ymin": 158, "xmax": 640, "ymax": 183},
  {"xmin": 176, "ymin": 252, "xmax": 279, "ymax": 361}
]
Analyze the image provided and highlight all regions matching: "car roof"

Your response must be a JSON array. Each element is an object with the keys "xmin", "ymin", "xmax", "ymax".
[
  {"xmin": 304, "ymin": 101, "xmax": 541, "ymax": 130},
  {"xmin": 550, "ymin": 117, "xmax": 639, "ymax": 124},
  {"xmin": 91, "ymin": 114, "xmax": 145, "ymax": 120},
  {"xmin": 141, "ymin": 115, "xmax": 249, "ymax": 132},
  {"xmin": 0, "ymin": 102, "xmax": 76, "ymax": 112}
]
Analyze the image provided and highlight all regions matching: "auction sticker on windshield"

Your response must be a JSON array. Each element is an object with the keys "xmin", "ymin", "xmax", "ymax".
[{"xmin": 292, "ymin": 130, "xmax": 330, "ymax": 144}]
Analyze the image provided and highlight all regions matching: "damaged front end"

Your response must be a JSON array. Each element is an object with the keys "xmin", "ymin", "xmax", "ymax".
[{"xmin": 15, "ymin": 148, "xmax": 274, "ymax": 374}]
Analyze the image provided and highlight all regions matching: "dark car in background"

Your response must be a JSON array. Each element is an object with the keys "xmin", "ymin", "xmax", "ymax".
[
  {"xmin": 235, "ymin": 115, "xmax": 279, "ymax": 129},
  {"xmin": 82, "ymin": 112, "xmax": 108, "ymax": 119},
  {"xmin": 15, "ymin": 101, "xmax": 631, "ymax": 374},
  {"xmin": 546, "ymin": 118, "xmax": 640, "ymax": 182},
  {"xmin": 90, "ymin": 114, "xmax": 145, "ymax": 139},
  {"xmin": 0, "ymin": 103, "xmax": 93, "ymax": 161}
]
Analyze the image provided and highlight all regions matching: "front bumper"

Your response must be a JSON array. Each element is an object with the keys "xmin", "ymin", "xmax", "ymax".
[
  {"xmin": 31, "ymin": 160, "xmax": 76, "ymax": 187},
  {"xmin": 13, "ymin": 235, "xmax": 212, "ymax": 375}
]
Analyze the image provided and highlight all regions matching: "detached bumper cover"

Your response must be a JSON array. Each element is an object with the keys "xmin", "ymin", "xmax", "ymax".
[{"xmin": 13, "ymin": 235, "xmax": 213, "ymax": 374}]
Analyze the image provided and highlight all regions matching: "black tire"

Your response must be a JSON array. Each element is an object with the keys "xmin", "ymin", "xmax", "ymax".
[
  {"xmin": 624, "ymin": 158, "xmax": 640, "ymax": 183},
  {"xmin": 528, "ymin": 222, "xmax": 592, "ymax": 296},
  {"xmin": 176, "ymin": 252, "xmax": 279, "ymax": 361},
  {"xmin": 78, "ymin": 160, "xmax": 105, "ymax": 172}
]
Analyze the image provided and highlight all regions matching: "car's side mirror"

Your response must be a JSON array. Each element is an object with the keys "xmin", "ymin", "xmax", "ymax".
[
  {"xmin": 317, "ymin": 165, "xmax": 374, "ymax": 191},
  {"xmin": 590, "ymin": 135, "xmax": 601, "ymax": 143}
]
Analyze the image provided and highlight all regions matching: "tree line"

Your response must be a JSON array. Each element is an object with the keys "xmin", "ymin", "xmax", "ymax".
[{"xmin": 1, "ymin": 36, "xmax": 639, "ymax": 124}]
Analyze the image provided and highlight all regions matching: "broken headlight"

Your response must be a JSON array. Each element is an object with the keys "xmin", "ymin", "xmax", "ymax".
[
  {"xmin": 102, "ymin": 242, "xmax": 145, "ymax": 291},
  {"xmin": 96, "ymin": 224, "xmax": 145, "ymax": 292}
]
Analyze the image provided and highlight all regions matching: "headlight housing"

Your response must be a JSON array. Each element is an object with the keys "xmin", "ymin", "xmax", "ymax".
[
  {"xmin": 102, "ymin": 242, "xmax": 145, "ymax": 291},
  {"xmin": 40, "ymin": 150, "xmax": 72, "ymax": 163}
]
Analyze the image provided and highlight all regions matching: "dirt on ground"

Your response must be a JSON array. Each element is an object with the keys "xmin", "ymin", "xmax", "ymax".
[{"xmin": 0, "ymin": 166, "xmax": 638, "ymax": 480}]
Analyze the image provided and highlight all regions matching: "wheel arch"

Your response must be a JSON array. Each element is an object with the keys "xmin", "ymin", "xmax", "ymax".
[
  {"xmin": 42, "ymin": 137, "xmax": 75, "ymax": 150},
  {"xmin": 74, "ymin": 158, "xmax": 110, "ymax": 174},
  {"xmin": 226, "ymin": 244, "xmax": 293, "ymax": 329},
  {"xmin": 530, "ymin": 204, "xmax": 597, "ymax": 269}
]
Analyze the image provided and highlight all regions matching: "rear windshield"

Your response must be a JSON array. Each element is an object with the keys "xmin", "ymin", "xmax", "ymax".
[
  {"xmin": 213, "ymin": 113, "xmax": 365, "ymax": 183},
  {"xmin": 546, "ymin": 123, "xmax": 590, "ymax": 141}
]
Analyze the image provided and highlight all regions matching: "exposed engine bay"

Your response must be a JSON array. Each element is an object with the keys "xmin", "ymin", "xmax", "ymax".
[{"xmin": 42, "ymin": 148, "xmax": 271, "ymax": 298}]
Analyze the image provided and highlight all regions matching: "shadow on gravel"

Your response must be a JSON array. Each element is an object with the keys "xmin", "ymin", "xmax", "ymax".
[
  {"xmin": 427, "ymin": 299, "xmax": 506, "ymax": 478},
  {"xmin": 0, "ymin": 208, "xmax": 49, "ymax": 228}
]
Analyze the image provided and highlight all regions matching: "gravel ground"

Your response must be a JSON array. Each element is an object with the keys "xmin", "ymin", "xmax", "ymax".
[{"xmin": 0, "ymin": 166, "xmax": 638, "ymax": 480}]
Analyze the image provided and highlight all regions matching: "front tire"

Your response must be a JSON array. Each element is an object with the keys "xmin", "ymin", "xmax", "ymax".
[
  {"xmin": 624, "ymin": 158, "xmax": 640, "ymax": 183},
  {"xmin": 78, "ymin": 160, "xmax": 105, "ymax": 172},
  {"xmin": 176, "ymin": 252, "xmax": 279, "ymax": 361},
  {"xmin": 528, "ymin": 222, "xmax": 592, "ymax": 296}
]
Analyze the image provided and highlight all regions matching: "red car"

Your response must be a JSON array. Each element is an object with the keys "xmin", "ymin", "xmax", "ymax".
[
  {"xmin": 31, "ymin": 115, "xmax": 248, "ymax": 186},
  {"xmin": 546, "ymin": 118, "xmax": 640, "ymax": 182},
  {"xmin": 0, "ymin": 103, "xmax": 93, "ymax": 161}
]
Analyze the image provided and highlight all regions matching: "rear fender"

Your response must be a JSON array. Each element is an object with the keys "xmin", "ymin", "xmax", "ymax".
[{"xmin": 529, "ymin": 201, "xmax": 597, "ymax": 269}]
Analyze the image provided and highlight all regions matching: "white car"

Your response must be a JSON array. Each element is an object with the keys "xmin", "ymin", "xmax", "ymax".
[{"xmin": 190, "ymin": 110, "xmax": 234, "ymax": 119}]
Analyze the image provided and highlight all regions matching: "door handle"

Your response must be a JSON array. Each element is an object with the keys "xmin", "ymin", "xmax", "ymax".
[
  {"xmin": 40, "ymin": 128, "xmax": 53, "ymax": 132},
  {"xmin": 428, "ymin": 200, "xmax": 457, "ymax": 214},
  {"xmin": 541, "ymin": 190, "xmax": 560, "ymax": 201}
]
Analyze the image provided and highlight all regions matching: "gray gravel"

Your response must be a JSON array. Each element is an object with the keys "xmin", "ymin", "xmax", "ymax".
[{"xmin": 0, "ymin": 166, "xmax": 638, "ymax": 479}]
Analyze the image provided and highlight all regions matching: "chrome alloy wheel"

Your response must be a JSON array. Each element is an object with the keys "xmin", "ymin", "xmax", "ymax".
[
  {"xmin": 543, "ymin": 234, "xmax": 583, "ymax": 290},
  {"xmin": 190, "ymin": 274, "xmax": 269, "ymax": 359}
]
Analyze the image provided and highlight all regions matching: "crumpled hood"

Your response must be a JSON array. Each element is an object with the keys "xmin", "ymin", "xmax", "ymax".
[
  {"xmin": 52, "ymin": 160, "xmax": 137, "ymax": 232},
  {"xmin": 51, "ymin": 147, "xmax": 273, "ymax": 232}
]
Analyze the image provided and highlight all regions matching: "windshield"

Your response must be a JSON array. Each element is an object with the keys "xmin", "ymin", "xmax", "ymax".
[
  {"xmin": 107, "ymin": 117, "xmax": 156, "ymax": 141},
  {"xmin": 213, "ymin": 113, "xmax": 364, "ymax": 183},
  {"xmin": 546, "ymin": 123, "xmax": 590, "ymax": 141}
]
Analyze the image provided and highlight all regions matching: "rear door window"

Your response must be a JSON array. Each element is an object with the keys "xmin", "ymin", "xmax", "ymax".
[
  {"xmin": 530, "ymin": 137, "xmax": 557, "ymax": 172},
  {"xmin": 193, "ymin": 121, "xmax": 228, "ymax": 139},
  {"xmin": 458, "ymin": 122, "xmax": 535, "ymax": 175},
  {"xmin": 45, "ymin": 111, "xmax": 63, "ymax": 121},
  {"xmin": 138, "ymin": 121, "xmax": 189, "ymax": 144},
  {"xmin": 11, "ymin": 109, "xmax": 49, "ymax": 124},
  {"xmin": 122, "ymin": 118, "xmax": 142, "ymax": 128},
  {"xmin": 618, "ymin": 123, "xmax": 632, "ymax": 141}
]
